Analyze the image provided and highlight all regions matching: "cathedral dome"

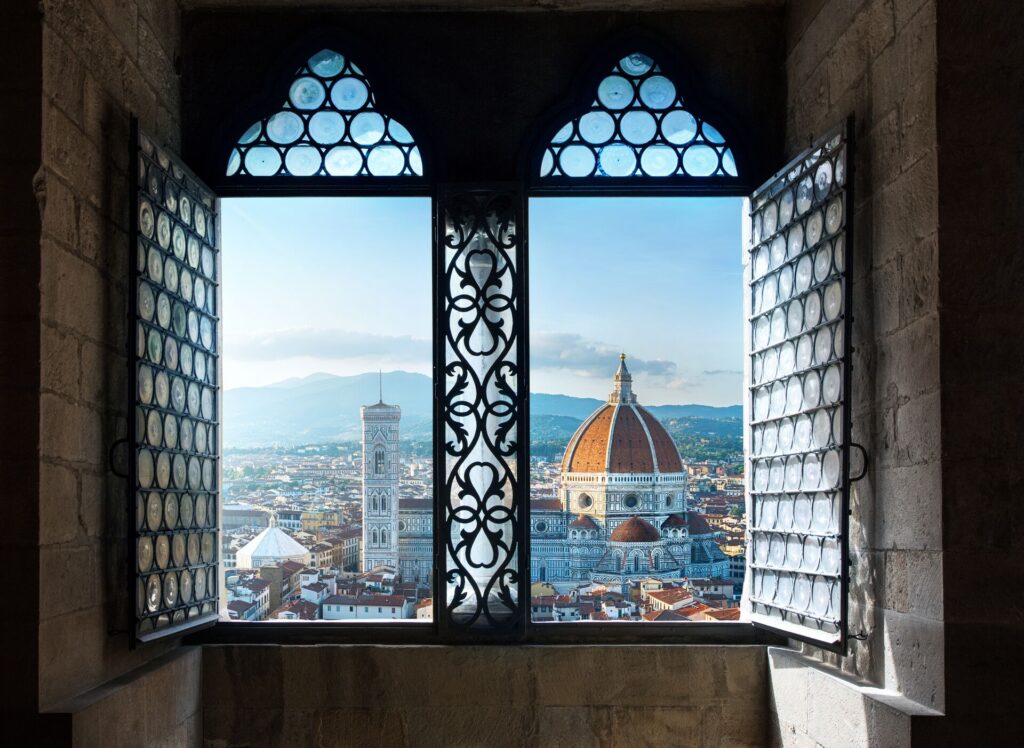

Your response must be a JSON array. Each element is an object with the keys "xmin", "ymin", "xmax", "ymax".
[
  {"xmin": 560, "ymin": 355, "xmax": 683, "ymax": 474},
  {"xmin": 609, "ymin": 516, "xmax": 661, "ymax": 543},
  {"xmin": 661, "ymin": 513, "xmax": 687, "ymax": 529}
]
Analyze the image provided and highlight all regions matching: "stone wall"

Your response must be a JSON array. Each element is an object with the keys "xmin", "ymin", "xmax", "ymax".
[
  {"xmin": 35, "ymin": 0, "xmax": 189, "ymax": 714},
  {"xmin": 773, "ymin": 0, "xmax": 944, "ymax": 741},
  {"xmin": 928, "ymin": 0, "xmax": 1024, "ymax": 743},
  {"xmin": 45, "ymin": 647, "xmax": 202, "ymax": 748},
  {"xmin": 203, "ymin": 645, "xmax": 769, "ymax": 747}
]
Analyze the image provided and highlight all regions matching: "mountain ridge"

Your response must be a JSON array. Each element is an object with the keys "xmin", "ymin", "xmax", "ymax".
[{"xmin": 224, "ymin": 371, "xmax": 741, "ymax": 448}]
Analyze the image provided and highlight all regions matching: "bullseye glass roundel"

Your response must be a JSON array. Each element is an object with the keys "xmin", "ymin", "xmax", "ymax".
[
  {"xmin": 540, "ymin": 52, "xmax": 737, "ymax": 179},
  {"xmin": 228, "ymin": 49, "xmax": 423, "ymax": 178}
]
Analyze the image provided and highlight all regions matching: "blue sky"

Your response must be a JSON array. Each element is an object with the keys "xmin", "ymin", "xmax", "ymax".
[{"xmin": 221, "ymin": 196, "xmax": 744, "ymax": 405}]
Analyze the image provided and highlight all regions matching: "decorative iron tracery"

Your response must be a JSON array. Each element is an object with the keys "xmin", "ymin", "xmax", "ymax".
[
  {"xmin": 539, "ymin": 52, "xmax": 738, "ymax": 180},
  {"xmin": 746, "ymin": 121, "xmax": 852, "ymax": 651},
  {"xmin": 132, "ymin": 122, "xmax": 221, "ymax": 642},
  {"xmin": 438, "ymin": 188, "xmax": 526, "ymax": 633},
  {"xmin": 227, "ymin": 48, "xmax": 423, "ymax": 178}
]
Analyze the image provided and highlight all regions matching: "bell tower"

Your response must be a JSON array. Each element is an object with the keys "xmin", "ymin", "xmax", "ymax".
[{"xmin": 361, "ymin": 377, "xmax": 401, "ymax": 571}]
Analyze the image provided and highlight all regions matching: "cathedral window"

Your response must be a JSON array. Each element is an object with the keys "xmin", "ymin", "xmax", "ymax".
[
  {"xmin": 537, "ymin": 53, "xmax": 737, "ymax": 181},
  {"xmin": 136, "ymin": 27, "xmax": 852, "ymax": 647},
  {"xmin": 227, "ymin": 49, "xmax": 423, "ymax": 179}
]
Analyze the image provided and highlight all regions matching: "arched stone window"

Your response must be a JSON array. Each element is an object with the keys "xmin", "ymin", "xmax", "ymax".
[
  {"xmin": 374, "ymin": 447, "xmax": 385, "ymax": 475},
  {"xmin": 227, "ymin": 49, "xmax": 423, "ymax": 178}
]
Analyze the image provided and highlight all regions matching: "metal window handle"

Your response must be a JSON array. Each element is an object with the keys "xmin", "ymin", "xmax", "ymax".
[
  {"xmin": 109, "ymin": 438, "xmax": 129, "ymax": 479},
  {"xmin": 849, "ymin": 443, "xmax": 868, "ymax": 482}
]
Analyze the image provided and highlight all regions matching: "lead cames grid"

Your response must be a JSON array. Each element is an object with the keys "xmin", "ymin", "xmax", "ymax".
[
  {"xmin": 746, "ymin": 133, "xmax": 848, "ymax": 641},
  {"xmin": 227, "ymin": 49, "xmax": 423, "ymax": 178},
  {"xmin": 540, "ymin": 52, "xmax": 738, "ymax": 179},
  {"xmin": 135, "ymin": 131, "xmax": 220, "ymax": 637}
]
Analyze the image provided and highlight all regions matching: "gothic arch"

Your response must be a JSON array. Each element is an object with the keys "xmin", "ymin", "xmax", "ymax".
[{"xmin": 226, "ymin": 48, "xmax": 424, "ymax": 179}]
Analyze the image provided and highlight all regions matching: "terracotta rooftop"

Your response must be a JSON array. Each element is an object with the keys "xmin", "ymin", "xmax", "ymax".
[
  {"xmin": 642, "ymin": 609, "xmax": 688, "ymax": 622},
  {"xmin": 686, "ymin": 514, "xmax": 716, "ymax": 535},
  {"xmin": 609, "ymin": 516, "xmax": 661, "ymax": 543},
  {"xmin": 661, "ymin": 513, "xmax": 687, "ymax": 528},
  {"xmin": 532, "ymin": 498, "xmax": 563, "ymax": 511},
  {"xmin": 399, "ymin": 498, "xmax": 432, "ymax": 511}
]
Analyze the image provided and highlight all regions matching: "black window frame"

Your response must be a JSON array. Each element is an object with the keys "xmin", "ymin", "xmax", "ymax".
[{"xmin": 170, "ymin": 31, "xmax": 799, "ymax": 649}]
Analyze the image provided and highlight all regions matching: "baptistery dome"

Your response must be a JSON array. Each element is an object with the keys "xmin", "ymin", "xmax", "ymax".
[{"xmin": 561, "ymin": 354, "xmax": 683, "ymax": 474}]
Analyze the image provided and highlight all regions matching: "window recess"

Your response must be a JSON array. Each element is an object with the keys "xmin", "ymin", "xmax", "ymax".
[
  {"xmin": 130, "ymin": 121, "xmax": 222, "ymax": 643},
  {"xmin": 745, "ymin": 119, "xmax": 853, "ymax": 652}
]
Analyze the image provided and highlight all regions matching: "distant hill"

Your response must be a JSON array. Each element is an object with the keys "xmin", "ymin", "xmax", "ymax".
[{"xmin": 224, "ymin": 371, "xmax": 741, "ymax": 449}]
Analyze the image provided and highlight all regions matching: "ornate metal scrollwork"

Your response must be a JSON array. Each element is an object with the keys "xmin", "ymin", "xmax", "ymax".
[{"xmin": 438, "ymin": 188, "xmax": 525, "ymax": 633}]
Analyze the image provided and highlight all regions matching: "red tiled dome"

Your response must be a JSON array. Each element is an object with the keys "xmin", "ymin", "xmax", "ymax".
[
  {"xmin": 609, "ymin": 516, "xmax": 661, "ymax": 543},
  {"xmin": 569, "ymin": 514, "xmax": 599, "ymax": 530},
  {"xmin": 560, "ymin": 357, "xmax": 683, "ymax": 475},
  {"xmin": 661, "ymin": 513, "xmax": 687, "ymax": 529}
]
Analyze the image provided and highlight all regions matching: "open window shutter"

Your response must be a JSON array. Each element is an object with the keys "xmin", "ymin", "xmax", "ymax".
[
  {"xmin": 746, "ymin": 120, "xmax": 852, "ymax": 652},
  {"xmin": 435, "ymin": 185, "xmax": 528, "ymax": 638},
  {"xmin": 131, "ymin": 120, "xmax": 220, "ymax": 642}
]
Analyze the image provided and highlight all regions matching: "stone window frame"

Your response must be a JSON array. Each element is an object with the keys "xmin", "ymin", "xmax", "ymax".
[{"xmin": 176, "ymin": 29, "xmax": 845, "ymax": 649}]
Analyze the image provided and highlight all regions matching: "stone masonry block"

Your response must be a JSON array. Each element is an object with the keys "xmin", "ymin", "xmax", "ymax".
[
  {"xmin": 875, "ymin": 313, "xmax": 939, "ymax": 403},
  {"xmin": 40, "ymin": 241, "xmax": 108, "ymax": 341},
  {"xmin": 138, "ymin": 18, "xmax": 179, "ymax": 111},
  {"xmin": 39, "ymin": 544, "xmax": 95, "ymax": 619},
  {"xmin": 873, "ymin": 461, "xmax": 942, "ymax": 551},
  {"xmin": 40, "ymin": 392, "xmax": 104, "ymax": 466},
  {"xmin": 39, "ymin": 459, "xmax": 80, "ymax": 545},
  {"xmin": 892, "ymin": 389, "xmax": 939, "ymax": 467},
  {"xmin": 41, "ymin": 25, "xmax": 85, "ymax": 126},
  {"xmin": 880, "ymin": 609, "xmax": 944, "ymax": 710},
  {"xmin": 89, "ymin": 0, "xmax": 140, "ymax": 59},
  {"xmin": 870, "ymin": 155, "xmax": 938, "ymax": 271},
  {"xmin": 882, "ymin": 549, "xmax": 943, "ymax": 620},
  {"xmin": 897, "ymin": 235, "xmax": 937, "ymax": 327},
  {"xmin": 41, "ymin": 322, "xmax": 80, "ymax": 398},
  {"xmin": 40, "ymin": 169, "xmax": 79, "ymax": 250}
]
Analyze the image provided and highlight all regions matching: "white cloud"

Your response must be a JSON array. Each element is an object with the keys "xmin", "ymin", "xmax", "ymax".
[
  {"xmin": 227, "ymin": 327, "xmax": 431, "ymax": 362},
  {"xmin": 531, "ymin": 332, "xmax": 685, "ymax": 385}
]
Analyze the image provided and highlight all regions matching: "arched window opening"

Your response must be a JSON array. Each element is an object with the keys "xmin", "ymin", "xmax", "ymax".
[
  {"xmin": 539, "ymin": 52, "xmax": 737, "ymax": 180},
  {"xmin": 374, "ymin": 447, "xmax": 386, "ymax": 475},
  {"xmin": 227, "ymin": 49, "xmax": 423, "ymax": 178}
]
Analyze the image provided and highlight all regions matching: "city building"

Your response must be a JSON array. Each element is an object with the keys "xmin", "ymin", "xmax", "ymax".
[
  {"xmin": 359, "ymin": 391, "xmax": 432, "ymax": 583},
  {"xmin": 360, "ymin": 394, "xmax": 401, "ymax": 570},
  {"xmin": 530, "ymin": 357, "xmax": 730, "ymax": 590},
  {"xmin": 234, "ymin": 518, "xmax": 312, "ymax": 569}
]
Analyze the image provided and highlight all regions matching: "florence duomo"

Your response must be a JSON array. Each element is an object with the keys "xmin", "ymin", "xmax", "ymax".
[
  {"xmin": 531, "ymin": 355, "xmax": 730, "ymax": 588},
  {"xmin": 7, "ymin": 0, "xmax": 1021, "ymax": 746}
]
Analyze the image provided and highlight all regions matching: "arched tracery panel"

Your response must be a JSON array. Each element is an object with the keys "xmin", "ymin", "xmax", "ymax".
[
  {"xmin": 227, "ymin": 48, "xmax": 423, "ymax": 178},
  {"xmin": 538, "ymin": 52, "xmax": 737, "ymax": 181}
]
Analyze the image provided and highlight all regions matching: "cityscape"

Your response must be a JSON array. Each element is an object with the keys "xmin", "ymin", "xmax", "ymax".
[
  {"xmin": 219, "ymin": 195, "xmax": 745, "ymax": 623},
  {"xmin": 219, "ymin": 363, "xmax": 746, "ymax": 623}
]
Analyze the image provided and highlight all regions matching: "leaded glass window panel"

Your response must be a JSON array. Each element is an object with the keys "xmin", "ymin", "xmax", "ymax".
[
  {"xmin": 539, "ymin": 52, "xmax": 737, "ymax": 180},
  {"xmin": 132, "ymin": 122, "xmax": 221, "ymax": 642},
  {"xmin": 745, "ymin": 120, "xmax": 851, "ymax": 652},
  {"xmin": 437, "ymin": 187, "xmax": 527, "ymax": 635},
  {"xmin": 227, "ymin": 49, "xmax": 423, "ymax": 178}
]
